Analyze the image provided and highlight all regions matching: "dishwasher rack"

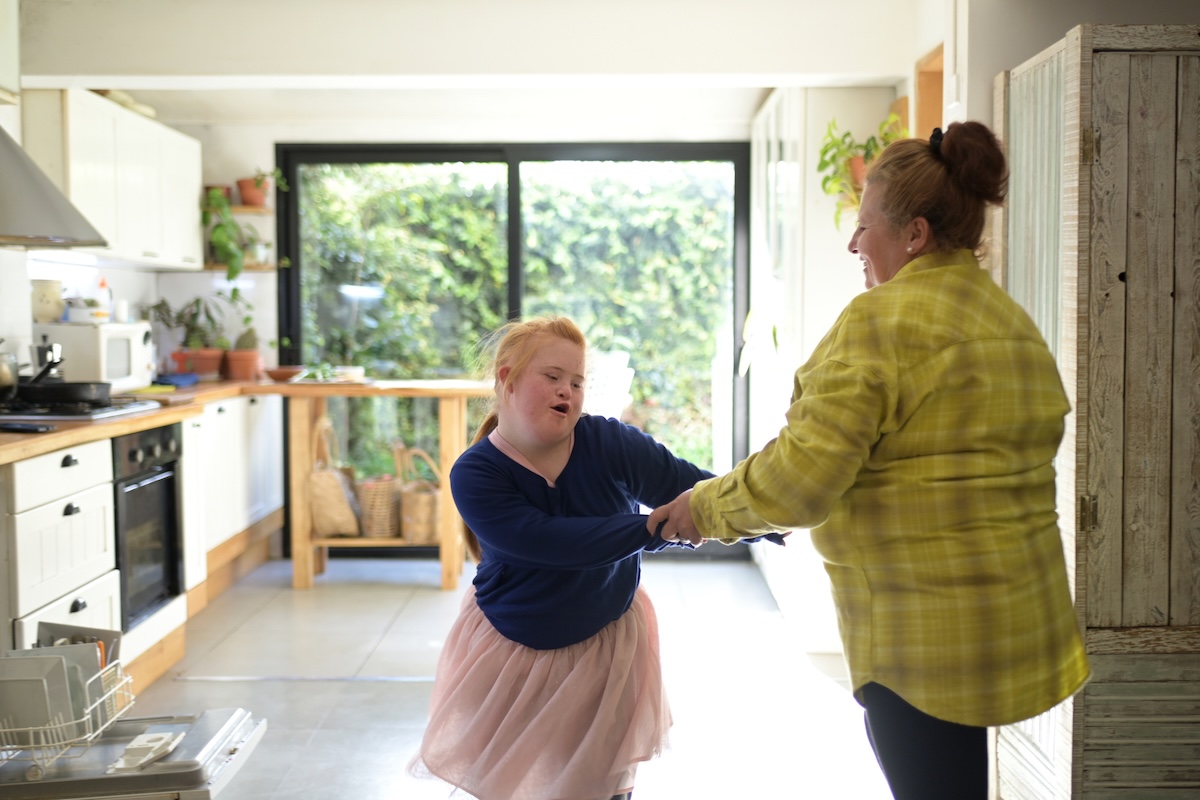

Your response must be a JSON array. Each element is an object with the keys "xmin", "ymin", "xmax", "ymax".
[{"xmin": 0, "ymin": 660, "xmax": 135, "ymax": 781}]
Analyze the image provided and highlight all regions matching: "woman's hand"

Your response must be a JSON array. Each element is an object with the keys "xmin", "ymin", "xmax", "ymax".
[{"xmin": 647, "ymin": 489, "xmax": 703, "ymax": 545}]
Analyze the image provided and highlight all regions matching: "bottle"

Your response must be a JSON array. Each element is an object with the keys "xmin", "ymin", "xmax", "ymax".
[{"xmin": 95, "ymin": 276, "xmax": 113, "ymax": 323}]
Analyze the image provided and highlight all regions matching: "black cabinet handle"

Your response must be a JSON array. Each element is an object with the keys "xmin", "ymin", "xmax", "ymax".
[
  {"xmin": 217, "ymin": 406, "xmax": 226, "ymax": 414},
  {"xmin": 63, "ymin": 503, "xmax": 81, "ymax": 516},
  {"xmin": 61, "ymin": 454, "xmax": 79, "ymax": 467},
  {"xmin": 70, "ymin": 598, "xmax": 88, "ymax": 613}
]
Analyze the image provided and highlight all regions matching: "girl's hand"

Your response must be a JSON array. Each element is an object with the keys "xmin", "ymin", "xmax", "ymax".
[{"xmin": 646, "ymin": 489, "xmax": 702, "ymax": 545}]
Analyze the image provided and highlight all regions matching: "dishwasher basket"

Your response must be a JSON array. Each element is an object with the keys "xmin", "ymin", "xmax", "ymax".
[{"xmin": 0, "ymin": 658, "xmax": 135, "ymax": 781}]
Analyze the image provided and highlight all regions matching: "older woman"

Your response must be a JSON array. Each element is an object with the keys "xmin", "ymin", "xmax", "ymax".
[{"xmin": 649, "ymin": 121, "xmax": 1089, "ymax": 799}]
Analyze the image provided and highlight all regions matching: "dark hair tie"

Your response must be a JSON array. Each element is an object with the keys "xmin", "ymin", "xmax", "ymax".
[{"xmin": 929, "ymin": 128, "xmax": 944, "ymax": 157}]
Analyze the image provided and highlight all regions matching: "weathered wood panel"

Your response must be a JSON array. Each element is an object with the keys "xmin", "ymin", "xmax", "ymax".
[
  {"xmin": 1171, "ymin": 56, "xmax": 1200, "ymax": 626},
  {"xmin": 1083, "ymin": 654, "xmax": 1200, "ymax": 796},
  {"xmin": 1088, "ymin": 626, "xmax": 1200, "ymax": 653},
  {"xmin": 1088, "ymin": 51, "xmax": 1130, "ymax": 628},
  {"xmin": 1091, "ymin": 25, "xmax": 1200, "ymax": 51},
  {"xmin": 1121, "ymin": 54, "xmax": 1177, "ymax": 627}
]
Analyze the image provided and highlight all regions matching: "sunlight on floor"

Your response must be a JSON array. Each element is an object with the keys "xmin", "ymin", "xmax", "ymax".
[{"xmin": 133, "ymin": 558, "xmax": 890, "ymax": 799}]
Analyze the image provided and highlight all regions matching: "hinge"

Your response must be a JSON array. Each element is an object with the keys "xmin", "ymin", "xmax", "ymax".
[
  {"xmin": 1082, "ymin": 128, "xmax": 1096, "ymax": 164},
  {"xmin": 1078, "ymin": 494, "xmax": 1098, "ymax": 532}
]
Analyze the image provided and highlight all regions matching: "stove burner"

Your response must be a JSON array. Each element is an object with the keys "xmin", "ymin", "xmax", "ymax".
[{"xmin": 0, "ymin": 399, "xmax": 161, "ymax": 421}]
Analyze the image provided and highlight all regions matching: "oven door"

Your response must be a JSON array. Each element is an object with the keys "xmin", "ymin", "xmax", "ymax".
[{"xmin": 114, "ymin": 464, "xmax": 183, "ymax": 631}]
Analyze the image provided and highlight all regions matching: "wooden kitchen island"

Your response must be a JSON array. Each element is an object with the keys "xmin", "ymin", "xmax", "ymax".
[{"xmin": 244, "ymin": 380, "xmax": 491, "ymax": 591}]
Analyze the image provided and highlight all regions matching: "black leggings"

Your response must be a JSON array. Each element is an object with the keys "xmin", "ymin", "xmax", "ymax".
[{"xmin": 859, "ymin": 682, "xmax": 987, "ymax": 800}]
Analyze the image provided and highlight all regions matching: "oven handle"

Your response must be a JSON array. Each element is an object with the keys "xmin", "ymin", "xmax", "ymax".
[{"xmin": 119, "ymin": 467, "xmax": 176, "ymax": 493}]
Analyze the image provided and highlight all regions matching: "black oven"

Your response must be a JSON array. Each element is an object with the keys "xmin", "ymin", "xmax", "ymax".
[{"xmin": 112, "ymin": 423, "xmax": 184, "ymax": 631}]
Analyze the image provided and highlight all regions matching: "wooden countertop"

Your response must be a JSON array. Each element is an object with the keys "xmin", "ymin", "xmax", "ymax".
[
  {"xmin": 0, "ymin": 379, "xmax": 492, "ymax": 467},
  {"xmin": 0, "ymin": 381, "xmax": 254, "ymax": 466},
  {"xmin": 241, "ymin": 379, "xmax": 492, "ymax": 399}
]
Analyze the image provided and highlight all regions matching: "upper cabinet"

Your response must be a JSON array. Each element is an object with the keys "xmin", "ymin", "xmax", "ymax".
[
  {"xmin": 0, "ymin": 0, "xmax": 17, "ymax": 104},
  {"xmin": 21, "ymin": 89, "xmax": 203, "ymax": 270}
]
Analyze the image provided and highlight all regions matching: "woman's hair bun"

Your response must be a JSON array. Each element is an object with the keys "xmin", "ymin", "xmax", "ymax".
[{"xmin": 941, "ymin": 121, "xmax": 1007, "ymax": 205}]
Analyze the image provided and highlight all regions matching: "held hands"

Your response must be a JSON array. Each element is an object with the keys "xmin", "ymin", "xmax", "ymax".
[{"xmin": 647, "ymin": 489, "xmax": 704, "ymax": 546}]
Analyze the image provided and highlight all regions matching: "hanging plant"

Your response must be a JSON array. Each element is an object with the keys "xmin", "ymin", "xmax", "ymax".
[{"xmin": 817, "ymin": 113, "xmax": 907, "ymax": 229}]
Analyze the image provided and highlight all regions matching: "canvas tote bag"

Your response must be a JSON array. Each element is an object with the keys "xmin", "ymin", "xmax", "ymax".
[{"xmin": 308, "ymin": 416, "xmax": 361, "ymax": 536}]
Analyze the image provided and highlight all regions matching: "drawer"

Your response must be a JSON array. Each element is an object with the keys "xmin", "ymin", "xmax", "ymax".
[
  {"xmin": 13, "ymin": 569, "xmax": 121, "ymax": 650},
  {"xmin": 7, "ymin": 439, "xmax": 112, "ymax": 513},
  {"xmin": 9, "ymin": 482, "xmax": 115, "ymax": 617}
]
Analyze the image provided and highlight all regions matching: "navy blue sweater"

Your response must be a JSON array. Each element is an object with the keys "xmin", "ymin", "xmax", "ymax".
[{"xmin": 450, "ymin": 414, "xmax": 712, "ymax": 649}]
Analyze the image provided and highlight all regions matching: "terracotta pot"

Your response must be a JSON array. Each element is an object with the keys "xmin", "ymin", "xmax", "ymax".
[
  {"xmin": 170, "ymin": 350, "xmax": 191, "ymax": 374},
  {"xmin": 205, "ymin": 184, "xmax": 233, "ymax": 201},
  {"xmin": 185, "ymin": 348, "xmax": 225, "ymax": 381},
  {"xmin": 237, "ymin": 178, "xmax": 267, "ymax": 207},
  {"xmin": 224, "ymin": 349, "xmax": 263, "ymax": 381},
  {"xmin": 848, "ymin": 155, "xmax": 868, "ymax": 188}
]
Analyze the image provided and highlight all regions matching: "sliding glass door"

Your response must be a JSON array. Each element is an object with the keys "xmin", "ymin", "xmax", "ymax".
[{"xmin": 277, "ymin": 143, "xmax": 747, "ymax": 477}]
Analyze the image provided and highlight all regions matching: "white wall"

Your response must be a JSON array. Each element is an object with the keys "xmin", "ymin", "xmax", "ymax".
[
  {"xmin": 747, "ymin": 85, "xmax": 900, "ymax": 656},
  {"xmin": 21, "ymin": 0, "xmax": 918, "ymax": 86},
  {"xmin": 953, "ymin": 0, "xmax": 1199, "ymax": 124}
]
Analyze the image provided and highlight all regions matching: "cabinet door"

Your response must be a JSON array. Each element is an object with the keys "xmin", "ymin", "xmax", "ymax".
[
  {"xmin": 8, "ymin": 439, "xmax": 113, "ymax": 513},
  {"xmin": 0, "ymin": 0, "xmax": 18, "ymax": 103},
  {"xmin": 115, "ymin": 110, "xmax": 163, "ymax": 260},
  {"xmin": 10, "ymin": 482, "xmax": 116, "ymax": 617},
  {"xmin": 64, "ymin": 89, "xmax": 120, "ymax": 251},
  {"xmin": 245, "ymin": 394, "xmax": 284, "ymax": 524},
  {"xmin": 179, "ymin": 415, "xmax": 208, "ymax": 591},
  {"xmin": 159, "ymin": 127, "xmax": 204, "ymax": 269},
  {"xmin": 202, "ymin": 398, "xmax": 249, "ymax": 548},
  {"xmin": 13, "ymin": 570, "xmax": 121, "ymax": 650}
]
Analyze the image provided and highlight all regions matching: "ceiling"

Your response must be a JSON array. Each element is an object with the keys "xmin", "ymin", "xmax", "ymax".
[{"xmin": 100, "ymin": 85, "xmax": 775, "ymax": 141}]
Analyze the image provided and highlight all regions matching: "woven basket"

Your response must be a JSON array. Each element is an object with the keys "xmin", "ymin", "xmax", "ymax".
[
  {"xmin": 357, "ymin": 475, "xmax": 399, "ymax": 538},
  {"xmin": 393, "ymin": 443, "xmax": 441, "ymax": 545}
]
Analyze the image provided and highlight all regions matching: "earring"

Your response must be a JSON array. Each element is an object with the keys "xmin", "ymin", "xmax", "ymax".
[{"xmin": 906, "ymin": 247, "xmax": 913, "ymax": 253}]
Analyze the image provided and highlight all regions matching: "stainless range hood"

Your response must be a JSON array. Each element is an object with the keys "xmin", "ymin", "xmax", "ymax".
[{"xmin": 0, "ymin": 122, "xmax": 107, "ymax": 248}]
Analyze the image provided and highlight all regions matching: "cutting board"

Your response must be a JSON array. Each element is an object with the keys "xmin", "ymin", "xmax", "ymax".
[{"xmin": 113, "ymin": 388, "xmax": 198, "ymax": 406}]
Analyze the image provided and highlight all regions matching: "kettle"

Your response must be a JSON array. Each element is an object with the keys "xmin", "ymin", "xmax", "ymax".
[{"xmin": 0, "ymin": 351, "xmax": 17, "ymax": 403}]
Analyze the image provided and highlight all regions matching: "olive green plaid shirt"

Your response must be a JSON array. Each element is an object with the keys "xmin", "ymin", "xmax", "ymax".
[{"xmin": 692, "ymin": 249, "xmax": 1089, "ymax": 726}]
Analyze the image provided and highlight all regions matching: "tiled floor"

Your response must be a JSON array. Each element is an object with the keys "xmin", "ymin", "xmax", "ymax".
[{"xmin": 133, "ymin": 557, "xmax": 891, "ymax": 799}]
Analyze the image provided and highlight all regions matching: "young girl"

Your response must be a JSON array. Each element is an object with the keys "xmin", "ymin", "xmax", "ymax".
[{"xmin": 408, "ymin": 316, "xmax": 711, "ymax": 800}]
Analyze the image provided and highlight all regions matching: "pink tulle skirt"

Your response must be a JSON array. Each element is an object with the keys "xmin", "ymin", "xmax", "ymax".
[{"xmin": 409, "ymin": 586, "xmax": 671, "ymax": 800}]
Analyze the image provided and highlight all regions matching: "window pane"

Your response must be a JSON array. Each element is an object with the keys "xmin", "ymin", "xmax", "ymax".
[
  {"xmin": 297, "ymin": 161, "xmax": 508, "ymax": 378},
  {"xmin": 295, "ymin": 161, "xmax": 507, "ymax": 475},
  {"xmin": 521, "ymin": 160, "xmax": 736, "ymax": 470}
]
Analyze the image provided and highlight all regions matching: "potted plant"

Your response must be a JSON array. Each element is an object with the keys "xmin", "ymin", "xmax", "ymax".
[
  {"xmin": 202, "ymin": 186, "xmax": 252, "ymax": 282},
  {"xmin": 223, "ymin": 317, "xmax": 264, "ymax": 382},
  {"xmin": 149, "ymin": 295, "xmax": 227, "ymax": 380},
  {"xmin": 236, "ymin": 167, "xmax": 289, "ymax": 207},
  {"xmin": 817, "ymin": 113, "xmax": 907, "ymax": 228}
]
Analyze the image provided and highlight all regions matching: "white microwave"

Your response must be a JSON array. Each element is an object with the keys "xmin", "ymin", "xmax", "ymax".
[{"xmin": 32, "ymin": 321, "xmax": 155, "ymax": 393}]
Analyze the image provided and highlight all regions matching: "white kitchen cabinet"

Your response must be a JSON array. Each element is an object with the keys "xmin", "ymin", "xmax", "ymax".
[
  {"xmin": 245, "ymin": 394, "xmax": 284, "ymax": 523},
  {"xmin": 160, "ymin": 127, "xmax": 204, "ymax": 268},
  {"xmin": 0, "ymin": 0, "xmax": 19, "ymax": 104},
  {"xmin": 183, "ymin": 394, "xmax": 284, "ymax": 569},
  {"xmin": 115, "ymin": 109, "xmax": 163, "ymax": 260},
  {"xmin": 12, "ymin": 569, "xmax": 121, "ymax": 650},
  {"xmin": 1, "ymin": 439, "xmax": 117, "ymax": 652},
  {"xmin": 200, "ymin": 398, "xmax": 248, "ymax": 550},
  {"xmin": 179, "ymin": 415, "xmax": 208, "ymax": 591},
  {"xmin": 21, "ymin": 88, "xmax": 203, "ymax": 270}
]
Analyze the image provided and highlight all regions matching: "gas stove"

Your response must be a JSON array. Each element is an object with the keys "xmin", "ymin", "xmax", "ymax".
[{"xmin": 0, "ymin": 399, "xmax": 161, "ymax": 422}]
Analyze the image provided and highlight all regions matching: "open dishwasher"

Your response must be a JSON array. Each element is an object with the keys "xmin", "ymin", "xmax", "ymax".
[{"xmin": 0, "ymin": 623, "xmax": 265, "ymax": 799}]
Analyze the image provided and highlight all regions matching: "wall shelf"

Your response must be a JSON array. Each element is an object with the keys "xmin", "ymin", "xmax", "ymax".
[{"xmin": 204, "ymin": 262, "xmax": 276, "ymax": 272}]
